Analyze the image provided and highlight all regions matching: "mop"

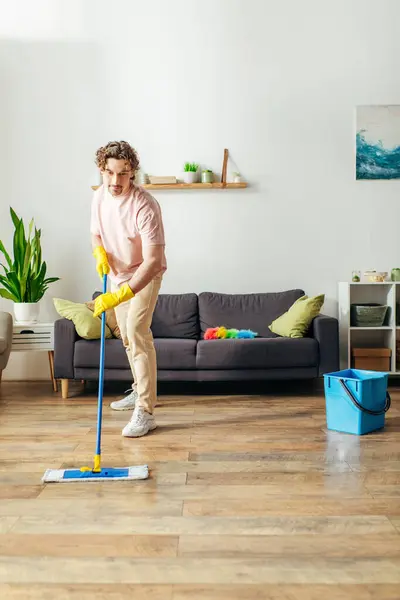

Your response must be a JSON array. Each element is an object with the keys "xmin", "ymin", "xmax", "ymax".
[{"xmin": 42, "ymin": 274, "xmax": 149, "ymax": 483}]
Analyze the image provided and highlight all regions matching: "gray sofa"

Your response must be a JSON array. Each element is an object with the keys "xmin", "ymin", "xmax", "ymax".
[
  {"xmin": 0, "ymin": 311, "xmax": 13, "ymax": 382},
  {"xmin": 54, "ymin": 289, "xmax": 339, "ymax": 398}
]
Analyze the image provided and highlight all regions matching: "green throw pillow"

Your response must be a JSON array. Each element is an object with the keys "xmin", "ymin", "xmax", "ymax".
[
  {"xmin": 269, "ymin": 294, "xmax": 325, "ymax": 338},
  {"xmin": 53, "ymin": 298, "xmax": 112, "ymax": 340}
]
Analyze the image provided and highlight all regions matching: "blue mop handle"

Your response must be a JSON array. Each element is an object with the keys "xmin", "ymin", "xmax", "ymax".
[{"xmin": 94, "ymin": 273, "xmax": 107, "ymax": 471}]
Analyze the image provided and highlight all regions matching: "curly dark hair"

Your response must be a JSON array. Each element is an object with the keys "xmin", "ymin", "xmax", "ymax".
[{"xmin": 95, "ymin": 141, "xmax": 140, "ymax": 177}]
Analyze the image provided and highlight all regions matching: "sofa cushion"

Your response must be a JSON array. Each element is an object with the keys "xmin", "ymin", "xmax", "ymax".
[
  {"xmin": 269, "ymin": 294, "xmax": 325, "ymax": 338},
  {"xmin": 196, "ymin": 337, "xmax": 319, "ymax": 370},
  {"xmin": 74, "ymin": 339, "xmax": 129, "ymax": 370},
  {"xmin": 74, "ymin": 338, "xmax": 197, "ymax": 370},
  {"xmin": 154, "ymin": 339, "xmax": 197, "ymax": 369},
  {"xmin": 54, "ymin": 298, "xmax": 113, "ymax": 340},
  {"xmin": 198, "ymin": 290, "xmax": 305, "ymax": 338},
  {"xmin": 151, "ymin": 293, "xmax": 199, "ymax": 339}
]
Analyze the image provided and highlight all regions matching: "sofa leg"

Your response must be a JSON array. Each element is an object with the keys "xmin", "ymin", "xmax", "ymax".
[{"xmin": 61, "ymin": 379, "xmax": 69, "ymax": 399}]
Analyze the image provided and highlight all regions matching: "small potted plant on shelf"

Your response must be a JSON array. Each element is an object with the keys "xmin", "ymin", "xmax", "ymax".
[
  {"xmin": 201, "ymin": 169, "xmax": 214, "ymax": 184},
  {"xmin": 0, "ymin": 207, "xmax": 60, "ymax": 324},
  {"xmin": 183, "ymin": 162, "xmax": 199, "ymax": 184}
]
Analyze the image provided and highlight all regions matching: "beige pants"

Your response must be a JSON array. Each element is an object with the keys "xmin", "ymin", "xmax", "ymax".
[{"xmin": 113, "ymin": 274, "xmax": 162, "ymax": 414}]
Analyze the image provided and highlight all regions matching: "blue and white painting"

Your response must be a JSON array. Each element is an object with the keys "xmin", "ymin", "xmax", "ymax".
[{"xmin": 356, "ymin": 105, "xmax": 400, "ymax": 180}]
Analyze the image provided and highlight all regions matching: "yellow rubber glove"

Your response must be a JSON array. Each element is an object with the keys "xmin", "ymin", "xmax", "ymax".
[
  {"xmin": 93, "ymin": 246, "xmax": 110, "ymax": 280},
  {"xmin": 93, "ymin": 283, "xmax": 134, "ymax": 317}
]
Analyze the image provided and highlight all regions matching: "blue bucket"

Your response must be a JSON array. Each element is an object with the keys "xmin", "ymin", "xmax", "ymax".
[{"xmin": 323, "ymin": 369, "xmax": 391, "ymax": 435}]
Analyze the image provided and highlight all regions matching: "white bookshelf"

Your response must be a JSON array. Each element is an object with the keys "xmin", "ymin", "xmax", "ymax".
[{"xmin": 338, "ymin": 282, "xmax": 400, "ymax": 374}]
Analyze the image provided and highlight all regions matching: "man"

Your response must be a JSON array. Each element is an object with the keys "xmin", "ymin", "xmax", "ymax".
[{"xmin": 91, "ymin": 140, "xmax": 167, "ymax": 437}]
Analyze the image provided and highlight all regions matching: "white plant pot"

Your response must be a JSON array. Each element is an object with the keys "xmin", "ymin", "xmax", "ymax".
[
  {"xmin": 13, "ymin": 302, "xmax": 40, "ymax": 324},
  {"xmin": 183, "ymin": 171, "xmax": 198, "ymax": 184}
]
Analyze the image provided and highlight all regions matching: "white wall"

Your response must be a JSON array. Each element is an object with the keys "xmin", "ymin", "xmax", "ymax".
[{"xmin": 1, "ymin": 0, "xmax": 400, "ymax": 379}]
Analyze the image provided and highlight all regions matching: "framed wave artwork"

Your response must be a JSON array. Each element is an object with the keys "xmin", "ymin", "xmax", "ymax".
[{"xmin": 356, "ymin": 105, "xmax": 400, "ymax": 180}]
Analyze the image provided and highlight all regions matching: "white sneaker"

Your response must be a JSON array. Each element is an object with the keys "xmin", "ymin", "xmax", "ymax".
[
  {"xmin": 122, "ymin": 407, "xmax": 157, "ymax": 438},
  {"xmin": 110, "ymin": 389, "xmax": 138, "ymax": 411}
]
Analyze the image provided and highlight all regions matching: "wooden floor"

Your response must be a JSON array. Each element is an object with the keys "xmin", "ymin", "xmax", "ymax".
[{"xmin": 0, "ymin": 381, "xmax": 399, "ymax": 599}]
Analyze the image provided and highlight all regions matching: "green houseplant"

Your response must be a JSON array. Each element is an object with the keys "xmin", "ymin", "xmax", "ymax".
[
  {"xmin": 0, "ymin": 207, "xmax": 60, "ymax": 323},
  {"xmin": 183, "ymin": 162, "xmax": 199, "ymax": 184}
]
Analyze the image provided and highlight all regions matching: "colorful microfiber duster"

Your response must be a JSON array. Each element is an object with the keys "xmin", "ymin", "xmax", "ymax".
[
  {"xmin": 226, "ymin": 328, "xmax": 239, "ymax": 338},
  {"xmin": 204, "ymin": 327, "xmax": 219, "ymax": 340},
  {"xmin": 216, "ymin": 326, "xmax": 227, "ymax": 338},
  {"xmin": 237, "ymin": 329, "xmax": 258, "ymax": 338},
  {"xmin": 204, "ymin": 327, "xmax": 257, "ymax": 339}
]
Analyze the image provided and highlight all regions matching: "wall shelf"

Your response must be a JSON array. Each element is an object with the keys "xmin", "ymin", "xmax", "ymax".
[{"xmin": 91, "ymin": 182, "xmax": 247, "ymax": 191}]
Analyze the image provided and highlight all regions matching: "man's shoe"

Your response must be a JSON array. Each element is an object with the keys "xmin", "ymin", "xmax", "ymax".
[
  {"xmin": 110, "ymin": 389, "xmax": 138, "ymax": 411},
  {"xmin": 122, "ymin": 407, "xmax": 157, "ymax": 437}
]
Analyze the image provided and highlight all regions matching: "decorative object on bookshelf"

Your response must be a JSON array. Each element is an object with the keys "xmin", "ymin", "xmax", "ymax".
[
  {"xmin": 363, "ymin": 270, "xmax": 388, "ymax": 282},
  {"xmin": 201, "ymin": 169, "xmax": 214, "ymax": 184},
  {"xmin": 136, "ymin": 170, "xmax": 149, "ymax": 185},
  {"xmin": 183, "ymin": 163, "xmax": 199, "ymax": 184},
  {"xmin": 352, "ymin": 347, "xmax": 391, "ymax": 372},
  {"xmin": 148, "ymin": 176, "xmax": 177, "ymax": 185},
  {"xmin": 352, "ymin": 270, "xmax": 361, "ymax": 283},
  {"xmin": 391, "ymin": 268, "xmax": 400, "ymax": 281},
  {"xmin": 363, "ymin": 270, "xmax": 376, "ymax": 280},
  {"xmin": 351, "ymin": 303, "xmax": 389, "ymax": 327}
]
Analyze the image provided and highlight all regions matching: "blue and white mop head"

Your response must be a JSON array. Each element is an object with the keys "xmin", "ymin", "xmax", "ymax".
[{"xmin": 42, "ymin": 465, "xmax": 149, "ymax": 483}]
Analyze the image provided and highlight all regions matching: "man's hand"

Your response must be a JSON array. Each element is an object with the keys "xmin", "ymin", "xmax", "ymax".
[
  {"xmin": 93, "ymin": 246, "xmax": 110, "ymax": 280},
  {"xmin": 93, "ymin": 283, "xmax": 134, "ymax": 317}
]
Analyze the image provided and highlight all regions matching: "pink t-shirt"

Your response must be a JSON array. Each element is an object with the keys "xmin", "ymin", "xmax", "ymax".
[{"xmin": 91, "ymin": 184, "xmax": 167, "ymax": 286}]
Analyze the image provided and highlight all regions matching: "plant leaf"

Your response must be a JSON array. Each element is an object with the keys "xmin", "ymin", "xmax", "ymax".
[
  {"xmin": 0, "ymin": 274, "xmax": 18, "ymax": 295},
  {"xmin": 20, "ymin": 239, "xmax": 31, "ymax": 301},
  {"xmin": 25, "ymin": 278, "xmax": 31, "ymax": 303},
  {"xmin": 0, "ymin": 288, "xmax": 17, "ymax": 301},
  {"xmin": 13, "ymin": 218, "xmax": 26, "ymax": 278},
  {"xmin": 0, "ymin": 273, "xmax": 21, "ymax": 302},
  {"xmin": 28, "ymin": 218, "xmax": 34, "ymax": 240},
  {"xmin": 6, "ymin": 271, "xmax": 22, "ymax": 302},
  {"xmin": 39, "ymin": 261, "xmax": 47, "ymax": 280},
  {"xmin": 28, "ymin": 261, "xmax": 47, "ymax": 302},
  {"xmin": 10, "ymin": 207, "xmax": 20, "ymax": 229},
  {"xmin": 32, "ymin": 229, "xmax": 42, "ymax": 277},
  {"xmin": 0, "ymin": 240, "xmax": 12, "ymax": 270}
]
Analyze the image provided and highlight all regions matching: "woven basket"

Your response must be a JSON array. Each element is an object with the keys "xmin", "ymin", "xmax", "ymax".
[{"xmin": 351, "ymin": 303, "xmax": 389, "ymax": 327}]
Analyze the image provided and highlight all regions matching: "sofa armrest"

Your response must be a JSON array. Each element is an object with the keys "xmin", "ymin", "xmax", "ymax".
[
  {"xmin": 54, "ymin": 318, "xmax": 80, "ymax": 379},
  {"xmin": 0, "ymin": 311, "xmax": 13, "ymax": 371},
  {"xmin": 310, "ymin": 314, "xmax": 339, "ymax": 376}
]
